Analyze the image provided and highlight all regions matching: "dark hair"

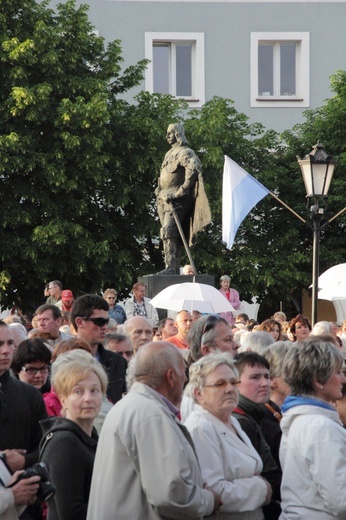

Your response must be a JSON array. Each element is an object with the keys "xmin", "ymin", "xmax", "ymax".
[
  {"xmin": 11, "ymin": 339, "xmax": 52, "ymax": 376},
  {"xmin": 157, "ymin": 318, "xmax": 174, "ymax": 334},
  {"xmin": 235, "ymin": 351, "xmax": 270, "ymax": 377},
  {"xmin": 236, "ymin": 313, "xmax": 249, "ymax": 323},
  {"xmin": 35, "ymin": 304, "xmax": 61, "ymax": 320},
  {"xmin": 70, "ymin": 294, "xmax": 109, "ymax": 330},
  {"xmin": 289, "ymin": 314, "xmax": 312, "ymax": 339},
  {"xmin": 258, "ymin": 319, "xmax": 282, "ymax": 338},
  {"xmin": 246, "ymin": 319, "xmax": 258, "ymax": 331}
]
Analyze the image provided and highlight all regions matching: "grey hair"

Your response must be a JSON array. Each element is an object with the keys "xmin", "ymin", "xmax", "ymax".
[
  {"xmin": 311, "ymin": 321, "xmax": 333, "ymax": 336},
  {"xmin": 188, "ymin": 315, "xmax": 210, "ymax": 362},
  {"xmin": 283, "ymin": 338, "xmax": 344, "ymax": 396},
  {"xmin": 220, "ymin": 275, "xmax": 231, "ymax": 283},
  {"xmin": 107, "ymin": 318, "xmax": 118, "ymax": 329},
  {"xmin": 104, "ymin": 333, "xmax": 131, "ymax": 348},
  {"xmin": 187, "ymin": 352, "xmax": 238, "ymax": 402},
  {"xmin": 188, "ymin": 315, "xmax": 229, "ymax": 362},
  {"xmin": 242, "ymin": 331, "xmax": 275, "ymax": 353},
  {"xmin": 9, "ymin": 323, "xmax": 28, "ymax": 346},
  {"xmin": 262, "ymin": 341, "xmax": 292, "ymax": 378}
]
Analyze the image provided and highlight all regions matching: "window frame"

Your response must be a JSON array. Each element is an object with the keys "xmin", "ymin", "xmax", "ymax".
[
  {"xmin": 250, "ymin": 32, "xmax": 310, "ymax": 108},
  {"xmin": 145, "ymin": 32, "xmax": 205, "ymax": 107}
]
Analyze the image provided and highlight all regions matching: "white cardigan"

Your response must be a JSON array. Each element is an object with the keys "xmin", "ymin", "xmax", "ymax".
[{"xmin": 185, "ymin": 405, "xmax": 267, "ymax": 520}]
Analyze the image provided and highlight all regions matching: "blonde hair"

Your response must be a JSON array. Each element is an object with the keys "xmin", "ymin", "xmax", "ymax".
[{"xmin": 52, "ymin": 350, "xmax": 108, "ymax": 397}]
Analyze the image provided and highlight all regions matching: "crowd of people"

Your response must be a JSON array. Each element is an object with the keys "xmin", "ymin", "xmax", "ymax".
[{"xmin": 1, "ymin": 275, "xmax": 346, "ymax": 520}]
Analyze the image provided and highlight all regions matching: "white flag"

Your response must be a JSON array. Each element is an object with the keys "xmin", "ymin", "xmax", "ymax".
[{"xmin": 222, "ymin": 155, "xmax": 270, "ymax": 249}]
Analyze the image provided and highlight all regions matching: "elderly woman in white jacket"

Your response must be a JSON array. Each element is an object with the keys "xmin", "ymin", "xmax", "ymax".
[
  {"xmin": 280, "ymin": 338, "xmax": 346, "ymax": 519},
  {"xmin": 184, "ymin": 352, "xmax": 272, "ymax": 520}
]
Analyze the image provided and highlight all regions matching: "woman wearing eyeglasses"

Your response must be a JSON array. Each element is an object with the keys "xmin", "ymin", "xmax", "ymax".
[
  {"xmin": 11, "ymin": 338, "xmax": 52, "ymax": 392},
  {"xmin": 39, "ymin": 350, "xmax": 108, "ymax": 520},
  {"xmin": 185, "ymin": 352, "xmax": 272, "ymax": 519}
]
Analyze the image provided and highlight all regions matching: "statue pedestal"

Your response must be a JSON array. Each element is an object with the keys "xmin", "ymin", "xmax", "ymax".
[{"xmin": 139, "ymin": 273, "xmax": 215, "ymax": 321}]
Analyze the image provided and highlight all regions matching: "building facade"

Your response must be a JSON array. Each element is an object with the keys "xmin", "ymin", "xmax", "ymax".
[{"xmin": 50, "ymin": 0, "xmax": 346, "ymax": 132}]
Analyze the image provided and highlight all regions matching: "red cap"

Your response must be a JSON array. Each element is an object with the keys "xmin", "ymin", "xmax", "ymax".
[{"xmin": 62, "ymin": 290, "xmax": 74, "ymax": 300}]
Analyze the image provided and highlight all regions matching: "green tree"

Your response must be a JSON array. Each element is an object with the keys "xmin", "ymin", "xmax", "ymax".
[{"xmin": 0, "ymin": 0, "xmax": 147, "ymax": 309}]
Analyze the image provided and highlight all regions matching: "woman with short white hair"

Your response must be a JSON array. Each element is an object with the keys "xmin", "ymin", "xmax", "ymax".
[{"xmin": 185, "ymin": 352, "xmax": 272, "ymax": 519}]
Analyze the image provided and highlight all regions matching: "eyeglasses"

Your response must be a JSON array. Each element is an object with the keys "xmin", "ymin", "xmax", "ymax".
[
  {"xmin": 203, "ymin": 379, "xmax": 239, "ymax": 389},
  {"xmin": 81, "ymin": 317, "xmax": 110, "ymax": 327},
  {"xmin": 203, "ymin": 314, "xmax": 222, "ymax": 335},
  {"xmin": 21, "ymin": 366, "xmax": 50, "ymax": 375}
]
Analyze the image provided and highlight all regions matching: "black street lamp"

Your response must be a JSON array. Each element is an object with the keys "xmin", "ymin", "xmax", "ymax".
[{"xmin": 297, "ymin": 143, "xmax": 336, "ymax": 326}]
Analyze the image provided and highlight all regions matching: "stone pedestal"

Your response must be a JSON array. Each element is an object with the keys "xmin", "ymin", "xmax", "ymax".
[{"xmin": 139, "ymin": 273, "xmax": 215, "ymax": 321}]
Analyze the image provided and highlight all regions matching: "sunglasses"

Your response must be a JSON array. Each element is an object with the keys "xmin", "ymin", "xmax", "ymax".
[
  {"xmin": 203, "ymin": 314, "xmax": 222, "ymax": 335},
  {"xmin": 81, "ymin": 317, "xmax": 110, "ymax": 327}
]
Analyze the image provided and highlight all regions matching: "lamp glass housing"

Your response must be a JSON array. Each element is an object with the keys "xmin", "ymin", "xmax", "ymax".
[{"xmin": 297, "ymin": 144, "xmax": 335, "ymax": 198}]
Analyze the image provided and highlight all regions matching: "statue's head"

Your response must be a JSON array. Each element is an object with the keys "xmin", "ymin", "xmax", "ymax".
[{"xmin": 167, "ymin": 123, "xmax": 188, "ymax": 146}]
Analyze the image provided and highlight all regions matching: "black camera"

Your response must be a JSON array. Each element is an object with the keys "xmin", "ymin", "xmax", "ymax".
[{"xmin": 8, "ymin": 462, "xmax": 55, "ymax": 502}]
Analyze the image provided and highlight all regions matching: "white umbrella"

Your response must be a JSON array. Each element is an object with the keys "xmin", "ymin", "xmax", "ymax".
[
  {"xmin": 150, "ymin": 282, "xmax": 235, "ymax": 314},
  {"xmin": 318, "ymin": 287, "xmax": 346, "ymax": 301},
  {"xmin": 317, "ymin": 263, "xmax": 346, "ymax": 301}
]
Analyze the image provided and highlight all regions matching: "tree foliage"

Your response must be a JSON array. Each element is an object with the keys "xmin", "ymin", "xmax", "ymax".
[{"xmin": 0, "ymin": 0, "xmax": 148, "ymax": 308}]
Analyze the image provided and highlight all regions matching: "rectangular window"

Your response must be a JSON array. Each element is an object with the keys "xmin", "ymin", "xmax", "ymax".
[
  {"xmin": 251, "ymin": 32, "xmax": 309, "ymax": 108},
  {"xmin": 145, "ymin": 33, "xmax": 205, "ymax": 107}
]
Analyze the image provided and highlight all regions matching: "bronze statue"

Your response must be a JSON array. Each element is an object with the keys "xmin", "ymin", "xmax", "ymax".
[{"xmin": 156, "ymin": 123, "xmax": 211, "ymax": 274}]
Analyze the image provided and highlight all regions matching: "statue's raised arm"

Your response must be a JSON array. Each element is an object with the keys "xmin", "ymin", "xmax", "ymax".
[{"xmin": 156, "ymin": 123, "xmax": 211, "ymax": 274}]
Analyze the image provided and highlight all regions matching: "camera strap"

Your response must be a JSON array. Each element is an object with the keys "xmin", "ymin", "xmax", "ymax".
[{"xmin": 39, "ymin": 432, "xmax": 54, "ymax": 461}]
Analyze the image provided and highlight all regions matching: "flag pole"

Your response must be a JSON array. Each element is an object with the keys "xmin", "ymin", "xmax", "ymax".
[
  {"xmin": 323, "ymin": 206, "xmax": 346, "ymax": 226},
  {"xmin": 269, "ymin": 191, "xmax": 307, "ymax": 224}
]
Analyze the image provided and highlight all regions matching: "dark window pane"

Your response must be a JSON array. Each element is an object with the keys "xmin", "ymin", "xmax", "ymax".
[
  {"xmin": 176, "ymin": 45, "xmax": 192, "ymax": 97},
  {"xmin": 258, "ymin": 43, "xmax": 273, "ymax": 96},
  {"xmin": 280, "ymin": 43, "xmax": 296, "ymax": 95},
  {"xmin": 153, "ymin": 43, "xmax": 170, "ymax": 94}
]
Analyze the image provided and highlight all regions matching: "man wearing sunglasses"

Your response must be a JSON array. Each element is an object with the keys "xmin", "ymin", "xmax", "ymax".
[{"xmin": 71, "ymin": 294, "xmax": 127, "ymax": 404}]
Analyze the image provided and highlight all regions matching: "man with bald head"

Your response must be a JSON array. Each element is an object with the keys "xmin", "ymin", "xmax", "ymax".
[
  {"xmin": 166, "ymin": 310, "xmax": 193, "ymax": 349},
  {"xmin": 87, "ymin": 342, "xmax": 221, "ymax": 519},
  {"xmin": 123, "ymin": 316, "xmax": 153, "ymax": 354}
]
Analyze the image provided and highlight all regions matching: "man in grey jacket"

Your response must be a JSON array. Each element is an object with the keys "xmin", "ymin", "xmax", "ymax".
[{"xmin": 87, "ymin": 342, "xmax": 221, "ymax": 520}]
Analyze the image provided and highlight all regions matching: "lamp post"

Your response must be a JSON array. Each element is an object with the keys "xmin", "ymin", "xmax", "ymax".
[{"xmin": 297, "ymin": 143, "xmax": 335, "ymax": 326}]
